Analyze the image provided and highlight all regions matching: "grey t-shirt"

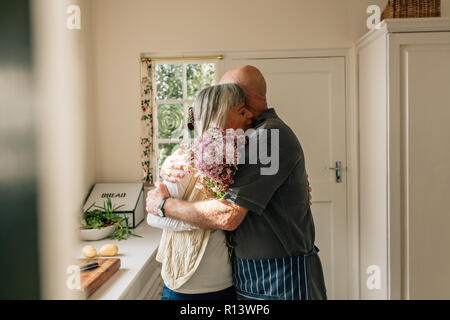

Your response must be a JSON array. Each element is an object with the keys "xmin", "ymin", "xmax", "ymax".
[{"xmin": 223, "ymin": 108, "xmax": 316, "ymax": 259}]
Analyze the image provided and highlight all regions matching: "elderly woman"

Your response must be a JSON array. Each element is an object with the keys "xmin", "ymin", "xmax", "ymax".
[{"xmin": 147, "ymin": 83, "xmax": 253, "ymax": 300}]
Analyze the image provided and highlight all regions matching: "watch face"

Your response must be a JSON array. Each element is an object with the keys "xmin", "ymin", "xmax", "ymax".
[{"xmin": 158, "ymin": 198, "xmax": 167, "ymax": 217}]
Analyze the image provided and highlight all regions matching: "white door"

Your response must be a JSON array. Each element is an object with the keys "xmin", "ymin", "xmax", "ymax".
[{"xmin": 225, "ymin": 56, "xmax": 348, "ymax": 299}]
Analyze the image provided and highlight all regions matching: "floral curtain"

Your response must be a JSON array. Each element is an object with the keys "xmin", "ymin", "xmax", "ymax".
[{"xmin": 140, "ymin": 59, "xmax": 155, "ymax": 186}]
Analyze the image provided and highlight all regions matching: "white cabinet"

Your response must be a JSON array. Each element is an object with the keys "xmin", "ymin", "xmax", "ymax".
[{"xmin": 356, "ymin": 18, "xmax": 450, "ymax": 300}]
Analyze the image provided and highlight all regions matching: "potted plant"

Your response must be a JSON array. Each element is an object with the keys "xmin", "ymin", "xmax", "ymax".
[{"xmin": 79, "ymin": 198, "xmax": 141, "ymax": 241}]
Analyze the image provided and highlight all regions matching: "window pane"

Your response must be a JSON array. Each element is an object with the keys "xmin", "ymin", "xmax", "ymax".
[
  {"xmin": 158, "ymin": 143, "xmax": 180, "ymax": 175},
  {"xmin": 186, "ymin": 63, "xmax": 215, "ymax": 99},
  {"xmin": 157, "ymin": 104, "xmax": 184, "ymax": 139},
  {"xmin": 156, "ymin": 64, "xmax": 182, "ymax": 100}
]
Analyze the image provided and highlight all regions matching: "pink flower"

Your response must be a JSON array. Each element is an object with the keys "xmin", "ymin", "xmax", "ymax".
[{"xmin": 189, "ymin": 128, "xmax": 244, "ymax": 198}]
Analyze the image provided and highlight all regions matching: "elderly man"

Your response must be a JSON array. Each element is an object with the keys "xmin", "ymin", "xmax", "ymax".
[{"xmin": 146, "ymin": 65, "xmax": 327, "ymax": 300}]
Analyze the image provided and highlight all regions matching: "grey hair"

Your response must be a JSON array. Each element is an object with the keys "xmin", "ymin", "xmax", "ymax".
[{"xmin": 193, "ymin": 83, "xmax": 246, "ymax": 135}]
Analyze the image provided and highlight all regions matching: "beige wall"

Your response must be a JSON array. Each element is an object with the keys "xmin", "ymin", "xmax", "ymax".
[{"xmin": 88, "ymin": 0, "xmax": 448, "ymax": 183}]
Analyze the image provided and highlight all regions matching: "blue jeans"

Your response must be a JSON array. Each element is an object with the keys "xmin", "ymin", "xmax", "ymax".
[{"xmin": 161, "ymin": 285, "xmax": 237, "ymax": 300}]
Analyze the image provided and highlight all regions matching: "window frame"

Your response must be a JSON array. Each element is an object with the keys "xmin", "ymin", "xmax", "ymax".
[{"xmin": 151, "ymin": 57, "xmax": 223, "ymax": 178}]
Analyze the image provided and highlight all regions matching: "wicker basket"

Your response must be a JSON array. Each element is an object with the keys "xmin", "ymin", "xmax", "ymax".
[{"xmin": 381, "ymin": 0, "xmax": 441, "ymax": 20}]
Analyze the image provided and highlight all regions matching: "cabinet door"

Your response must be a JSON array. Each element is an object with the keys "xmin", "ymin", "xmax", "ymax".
[{"xmin": 390, "ymin": 32, "xmax": 450, "ymax": 299}]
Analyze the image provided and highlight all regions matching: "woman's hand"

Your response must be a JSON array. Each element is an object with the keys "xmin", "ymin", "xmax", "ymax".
[
  {"xmin": 308, "ymin": 186, "xmax": 312, "ymax": 206},
  {"xmin": 146, "ymin": 181, "xmax": 170, "ymax": 216},
  {"xmin": 307, "ymin": 174, "xmax": 312, "ymax": 206},
  {"xmin": 160, "ymin": 148, "xmax": 190, "ymax": 183}
]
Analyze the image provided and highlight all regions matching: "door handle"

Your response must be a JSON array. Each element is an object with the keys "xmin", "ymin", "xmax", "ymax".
[{"xmin": 329, "ymin": 161, "xmax": 343, "ymax": 183}]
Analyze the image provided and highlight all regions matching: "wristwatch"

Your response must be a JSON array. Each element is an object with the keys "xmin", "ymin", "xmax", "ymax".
[{"xmin": 157, "ymin": 197, "xmax": 169, "ymax": 217}]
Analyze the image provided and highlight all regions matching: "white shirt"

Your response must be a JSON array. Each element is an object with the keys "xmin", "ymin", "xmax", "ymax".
[{"xmin": 147, "ymin": 173, "xmax": 233, "ymax": 294}]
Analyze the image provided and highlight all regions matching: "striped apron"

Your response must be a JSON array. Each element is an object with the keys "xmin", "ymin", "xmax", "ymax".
[{"xmin": 232, "ymin": 245, "xmax": 320, "ymax": 300}]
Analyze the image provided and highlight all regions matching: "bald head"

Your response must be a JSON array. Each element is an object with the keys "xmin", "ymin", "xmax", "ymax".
[{"xmin": 219, "ymin": 65, "xmax": 268, "ymax": 117}]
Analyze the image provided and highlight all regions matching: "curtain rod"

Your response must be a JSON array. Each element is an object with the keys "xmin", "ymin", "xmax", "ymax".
[{"xmin": 141, "ymin": 55, "xmax": 223, "ymax": 62}]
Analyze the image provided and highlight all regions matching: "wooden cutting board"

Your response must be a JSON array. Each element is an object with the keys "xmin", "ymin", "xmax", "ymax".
[{"xmin": 78, "ymin": 258, "xmax": 121, "ymax": 298}]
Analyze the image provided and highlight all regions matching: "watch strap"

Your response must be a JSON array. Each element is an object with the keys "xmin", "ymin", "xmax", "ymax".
[{"xmin": 158, "ymin": 197, "xmax": 169, "ymax": 217}]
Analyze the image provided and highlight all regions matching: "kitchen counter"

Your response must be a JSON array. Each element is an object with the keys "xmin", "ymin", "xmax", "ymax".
[{"xmin": 77, "ymin": 222, "xmax": 163, "ymax": 300}]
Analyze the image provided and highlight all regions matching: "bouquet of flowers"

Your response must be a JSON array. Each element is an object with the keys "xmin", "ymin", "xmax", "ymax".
[
  {"xmin": 186, "ymin": 127, "xmax": 246, "ymax": 263},
  {"xmin": 188, "ymin": 127, "xmax": 245, "ymax": 199}
]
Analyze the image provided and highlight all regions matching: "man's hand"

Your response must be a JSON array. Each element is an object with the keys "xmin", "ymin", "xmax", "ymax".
[
  {"xmin": 146, "ymin": 181, "xmax": 170, "ymax": 216},
  {"xmin": 160, "ymin": 148, "xmax": 189, "ymax": 183},
  {"xmin": 145, "ymin": 181, "xmax": 248, "ymax": 230},
  {"xmin": 307, "ymin": 174, "xmax": 312, "ymax": 206}
]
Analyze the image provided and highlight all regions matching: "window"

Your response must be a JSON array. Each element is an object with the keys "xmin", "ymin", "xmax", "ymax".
[{"xmin": 152, "ymin": 60, "xmax": 219, "ymax": 177}]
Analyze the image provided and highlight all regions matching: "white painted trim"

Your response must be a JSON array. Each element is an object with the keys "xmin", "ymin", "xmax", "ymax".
[
  {"xmin": 156, "ymin": 99, "xmax": 194, "ymax": 105},
  {"xmin": 346, "ymin": 46, "xmax": 361, "ymax": 300},
  {"xmin": 382, "ymin": 17, "xmax": 450, "ymax": 33},
  {"xmin": 157, "ymin": 138, "xmax": 183, "ymax": 144},
  {"xmin": 356, "ymin": 27, "xmax": 388, "ymax": 52},
  {"xmin": 387, "ymin": 33, "xmax": 403, "ymax": 301},
  {"xmin": 400, "ymin": 43, "xmax": 410, "ymax": 301},
  {"xmin": 223, "ymin": 48, "xmax": 353, "ymax": 61},
  {"xmin": 356, "ymin": 18, "xmax": 450, "ymax": 50}
]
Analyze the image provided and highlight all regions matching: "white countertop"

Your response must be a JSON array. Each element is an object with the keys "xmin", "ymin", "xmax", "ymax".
[{"xmin": 76, "ymin": 222, "xmax": 162, "ymax": 300}]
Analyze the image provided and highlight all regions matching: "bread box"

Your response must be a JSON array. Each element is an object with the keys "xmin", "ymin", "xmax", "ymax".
[{"xmin": 83, "ymin": 183, "xmax": 145, "ymax": 229}]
